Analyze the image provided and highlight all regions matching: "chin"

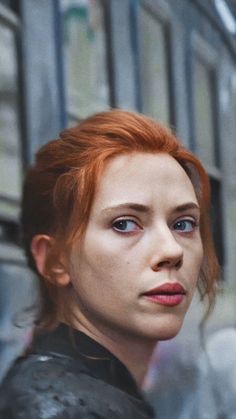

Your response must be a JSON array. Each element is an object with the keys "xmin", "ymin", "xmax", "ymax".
[
  {"xmin": 140, "ymin": 315, "xmax": 185, "ymax": 342},
  {"xmin": 157, "ymin": 327, "xmax": 182, "ymax": 341}
]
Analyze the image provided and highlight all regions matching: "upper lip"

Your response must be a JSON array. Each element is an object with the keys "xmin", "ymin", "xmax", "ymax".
[{"xmin": 143, "ymin": 282, "xmax": 186, "ymax": 296}]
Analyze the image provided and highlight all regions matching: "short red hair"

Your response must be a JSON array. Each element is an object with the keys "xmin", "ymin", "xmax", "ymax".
[{"xmin": 21, "ymin": 109, "xmax": 219, "ymax": 327}]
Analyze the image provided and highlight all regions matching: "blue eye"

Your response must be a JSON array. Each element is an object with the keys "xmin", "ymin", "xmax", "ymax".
[
  {"xmin": 112, "ymin": 219, "xmax": 140, "ymax": 233},
  {"xmin": 174, "ymin": 219, "xmax": 196, "ymax": 232}
]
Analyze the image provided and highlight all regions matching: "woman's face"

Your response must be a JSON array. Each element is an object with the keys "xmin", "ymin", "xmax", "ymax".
[{"xmin": 69, "ymin": 152, "xmax": 203, "ymax": 343}]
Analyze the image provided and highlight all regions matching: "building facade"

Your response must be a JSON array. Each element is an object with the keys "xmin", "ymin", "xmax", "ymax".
[{"xmin": 0, "ymin": 0, "xmax": 236, "ymax": 413}]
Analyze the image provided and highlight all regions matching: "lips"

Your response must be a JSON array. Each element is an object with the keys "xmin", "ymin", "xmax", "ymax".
[{"xmin": 142, "ymin": 282, "xmax": 186, "ymax": 307}]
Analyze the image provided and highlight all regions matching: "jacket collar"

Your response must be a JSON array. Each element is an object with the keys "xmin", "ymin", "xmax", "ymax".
[{"xmin": 32, "ymin": 323, "xmax": 143, "ymax": 400}]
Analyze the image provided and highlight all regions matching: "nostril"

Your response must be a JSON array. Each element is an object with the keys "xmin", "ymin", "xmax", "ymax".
[
  {"xmin": 152, "ymin": 260, "xmax": 170, "ymax": 271},
  {"xmin": 152, "ymin": 257, "xmax": 183, "ymax": 271},
  {"xmin": 175, "ymin": 259, "xmax": 183, "ymax": 269},
  {"xmin": 157, "ymin": 261, "xmax": 168, "ymax": 269}
]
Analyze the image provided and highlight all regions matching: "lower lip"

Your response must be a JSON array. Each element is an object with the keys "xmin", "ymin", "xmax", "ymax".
[{"xmin": 143, "ymin": 294, "xmax": 185, "ymax": 306}]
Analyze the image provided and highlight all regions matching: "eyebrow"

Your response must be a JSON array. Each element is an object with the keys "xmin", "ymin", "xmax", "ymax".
[
  {"xmin": 102, "ymin": 203, "xmax": 151, "ymax": 214},
  {"xmin": 101, "ymin": 201, "xmax": 200, "ymax": 214},
  {"xmin": 174, "ymin": 202, "xmax": 200, "ymax": 213}
]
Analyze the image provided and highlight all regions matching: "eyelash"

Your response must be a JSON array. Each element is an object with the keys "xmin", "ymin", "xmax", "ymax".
[
  {"xmin": 111, "ymin": 217, "xmax": 199, "ymax": 234},
  {"xmin": 112, "ymin": 219, "xmax": 141, "ymax": 234},
  {"xmin": 172, "ymin": 219, "xmax": 198, "ymax": 233}
]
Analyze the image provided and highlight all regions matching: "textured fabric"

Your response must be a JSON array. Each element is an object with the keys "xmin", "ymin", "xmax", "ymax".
[{"xmin": 0, "ymin": 324, "xmax": 154, "ymax": 418}]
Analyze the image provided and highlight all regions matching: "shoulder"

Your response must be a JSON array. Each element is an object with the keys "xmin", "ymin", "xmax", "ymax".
[
  {"xmin": 0, "ymin": 354, "xmax": 105, "ymax": 418},
  {"xmin": 0, "ymin": 354, "xmax": 151, "ymax": 419}
]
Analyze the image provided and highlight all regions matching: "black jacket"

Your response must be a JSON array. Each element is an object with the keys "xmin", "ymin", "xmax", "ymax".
[{"xmin": 0, "ymin": 323, "xmax": 155, "ymax": 418}]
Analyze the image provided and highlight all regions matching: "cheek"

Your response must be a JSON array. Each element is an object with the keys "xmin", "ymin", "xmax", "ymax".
[
  {"xmin": 82, "ymin": 232, "xmax": 138, "ymax": 277},
  {"xmin": 196, "ymin": 239, "xmax": 204, "ymax": 270},
  {"xmin": 70, "ymin": 240, "xmax": 125, "ymax": 293},
  {"xmin": 188, "ymin": 241, "xmax": 204, "ymax": 287},
  {"xmin": 182, "ymin": 236, "xmax": 203, "ymax": 278}
]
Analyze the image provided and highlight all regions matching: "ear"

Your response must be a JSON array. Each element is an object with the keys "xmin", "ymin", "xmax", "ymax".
[{"xmin": 31, "ymin": 235, "xmax": 71, "ymax": 287}]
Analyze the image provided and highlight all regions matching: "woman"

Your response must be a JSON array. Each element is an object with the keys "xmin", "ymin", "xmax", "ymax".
[{"xmin": 0, "ymin": 110, "xmax": 219, "ymax": 418}]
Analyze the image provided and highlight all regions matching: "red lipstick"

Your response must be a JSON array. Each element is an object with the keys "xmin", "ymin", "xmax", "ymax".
[{"xmin": 143, "ymin": 283, "xmax": 186, "ymax": 307}]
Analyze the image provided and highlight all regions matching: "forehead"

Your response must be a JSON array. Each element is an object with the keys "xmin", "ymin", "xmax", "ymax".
[{"xmin": 92, "ymin": 152, "xmax": 198, "ymax": 211}]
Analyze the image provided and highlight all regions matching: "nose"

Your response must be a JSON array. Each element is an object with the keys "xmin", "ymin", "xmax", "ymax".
[{"xmin": 150, "ymin": 226, "xmax": 183, "ymax": 272}]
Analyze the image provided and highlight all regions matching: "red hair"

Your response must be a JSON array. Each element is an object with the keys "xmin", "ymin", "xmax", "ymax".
[{"xmin": 21, "ymin": 109, "xmax": 219, "ymax": 327}]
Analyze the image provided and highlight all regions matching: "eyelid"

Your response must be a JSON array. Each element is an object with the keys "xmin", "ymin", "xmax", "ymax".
[
  {"xmin": 111, "ymin": 217, "xmax": 142, "ymax": 233},
  {"xmin": 173, "ymin": 214, "xmax": 200, "ymax": 224},
  {"xmin": 172, "ymin": 217, "xmax": 199, "ymax": 233},
  {"xmin": 112, "ymin": 215, "xmax": 141, "ymax": 224}
]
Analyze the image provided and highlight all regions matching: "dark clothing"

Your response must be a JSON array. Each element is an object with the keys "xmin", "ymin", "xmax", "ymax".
[{"xmin": 0, "ymin": 323, "xmax": 154, "ymax": 418}]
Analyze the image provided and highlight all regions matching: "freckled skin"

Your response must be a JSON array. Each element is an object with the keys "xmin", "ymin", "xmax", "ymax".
[{"xmin": 69, "ymin": 153, "xmax": 203, "ymax": 344}]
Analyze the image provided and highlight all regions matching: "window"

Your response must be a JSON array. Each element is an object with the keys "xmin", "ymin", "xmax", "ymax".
[
  {"xmin": 210, "ymin": 178, "xmax": 224, "ymax": 266},
  {"xmin": 193, "ymin": 55, "xmax": 218, "ymax": 167},
  {"xmin": 192, "ymin": 33, "xmax": 224, "ymax": 266},
  {"xmin": 138, "ymin": 5, "xmax": 171, "ymax": 124},
  {"xmin": 61, "ymin": 0, "xmax": 110, "ymax": 123},
  {"xmin": 0, "ymin": 5, "xmax": 21, "ymax": 221}
]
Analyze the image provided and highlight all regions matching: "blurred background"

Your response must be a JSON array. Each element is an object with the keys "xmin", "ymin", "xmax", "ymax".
[{"xmin": 1, "ymin": 0, "xmax": 236, "ymax": 417}]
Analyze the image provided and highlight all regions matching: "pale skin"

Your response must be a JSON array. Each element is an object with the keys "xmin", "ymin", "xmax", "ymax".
[{"xmin": 32, "ymin": 152, "xmax": 203, "ymax": 386}]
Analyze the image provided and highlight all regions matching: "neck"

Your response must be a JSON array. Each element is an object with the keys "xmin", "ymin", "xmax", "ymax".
[
  {"xmin": 63, "ymin": 310, "xmax": 157, "ymax": 387},
  {"xmin": 107, "ymin": 336, "xmax": 156, "ymax": 386},
  {"xmin": 79, "ymin": 323, "xmax": 156, "ymax": 386}
]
